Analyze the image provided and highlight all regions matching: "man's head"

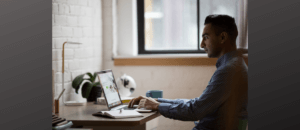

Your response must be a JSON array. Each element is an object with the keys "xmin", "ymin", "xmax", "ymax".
[{"xmin": 201, "ymin": 15, "xmax": 238, "ymax": 58}]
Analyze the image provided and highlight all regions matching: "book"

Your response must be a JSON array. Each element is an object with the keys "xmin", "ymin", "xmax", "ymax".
[{"xmin": 93, "ymin": 110, "xmax": 143, "ymax": 119}]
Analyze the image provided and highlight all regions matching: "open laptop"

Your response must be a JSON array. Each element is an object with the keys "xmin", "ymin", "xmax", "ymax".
[{"xmin": 96, "ymin": 69, "xmax": 138, "ymax": 111}]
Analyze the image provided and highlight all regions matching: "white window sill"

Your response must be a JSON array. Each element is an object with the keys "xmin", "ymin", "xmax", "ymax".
[
  {"xmin": 113, "ymin": 54, "xmax": 247, "ymax": 66},
  {"xmin": 113, "ymin": 53, "xmax": 247, "ymax": 59},
  {"xmin": 113, "ymin": 54, "xmax": 209, "ymax": 59}
]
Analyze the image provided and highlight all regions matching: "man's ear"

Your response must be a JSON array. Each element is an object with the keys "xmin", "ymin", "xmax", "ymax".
[{"xmin": 220, "ymin": 32, "xmax": 228, "ymax": 44}]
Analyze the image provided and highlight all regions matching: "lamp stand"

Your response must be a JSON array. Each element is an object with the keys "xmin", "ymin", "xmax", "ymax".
[{"xmin": 62, "ymin": 41, "xmax": 85, "ymax": 106}]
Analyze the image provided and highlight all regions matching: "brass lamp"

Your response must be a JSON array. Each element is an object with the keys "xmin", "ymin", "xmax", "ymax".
[{"xmin": 62, "ymin": 41, "xmax": 84, "ymax": 106}]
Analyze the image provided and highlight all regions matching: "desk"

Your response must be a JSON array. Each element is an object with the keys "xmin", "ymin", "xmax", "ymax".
[{"xmin": 58, "ymin": 103, "xmax": 161, "ymax": 130}]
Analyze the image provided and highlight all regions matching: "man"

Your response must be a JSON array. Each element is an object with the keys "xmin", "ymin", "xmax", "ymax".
[{"xmin": 128, "ymin": 15, "xmax": 248, "ymax": 130}]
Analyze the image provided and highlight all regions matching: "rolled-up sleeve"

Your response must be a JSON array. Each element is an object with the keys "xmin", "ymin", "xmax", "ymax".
[{"xmin": 158, "ymin": 68, "xmax": 234, "ymax": 121}]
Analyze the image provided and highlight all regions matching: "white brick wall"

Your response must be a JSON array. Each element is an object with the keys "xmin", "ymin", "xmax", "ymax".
[{"xmin": 52, "ymin": 0, "xmax": 102, "ymax": 105}]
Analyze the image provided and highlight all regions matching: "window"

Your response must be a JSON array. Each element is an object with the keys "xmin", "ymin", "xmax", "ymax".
[
  {"xmin": 137, "ymin": 0, "xmax": 241, "ymax": 55},
  {"xmin": 138, "ymin": 0, "xmax": 201, "ymax": 54}
]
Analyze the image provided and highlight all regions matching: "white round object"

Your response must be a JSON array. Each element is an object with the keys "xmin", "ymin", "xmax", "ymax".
[{"xmin": 116, "ymin": 74, "xmax": 136, "ymax": 97}]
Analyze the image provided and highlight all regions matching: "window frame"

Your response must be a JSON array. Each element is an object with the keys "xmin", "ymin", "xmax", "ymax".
[{"xmin": 137, "ymin": 0, "xmax": 205, "ymax": 54}]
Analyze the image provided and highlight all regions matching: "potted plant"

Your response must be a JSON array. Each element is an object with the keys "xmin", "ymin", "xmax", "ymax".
[{"xmin": 72, "ymin": 72, "xmax": 102, "ymax": 102}]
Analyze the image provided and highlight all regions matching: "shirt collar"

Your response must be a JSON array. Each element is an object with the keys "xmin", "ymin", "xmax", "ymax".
[{"xmin": 216, "ymin": 50, "xmax": 240, "ymax": 68}]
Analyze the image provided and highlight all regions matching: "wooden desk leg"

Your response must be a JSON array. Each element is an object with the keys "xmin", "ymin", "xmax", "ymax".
[{"xmin": 83, "ymin": 123, "xmax": 146, "ymax": 130}]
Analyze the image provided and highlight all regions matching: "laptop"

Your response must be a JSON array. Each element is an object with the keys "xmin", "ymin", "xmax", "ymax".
[{"xmin": 96, "ymin": 69, "xmax": 138, "ymax": 111}]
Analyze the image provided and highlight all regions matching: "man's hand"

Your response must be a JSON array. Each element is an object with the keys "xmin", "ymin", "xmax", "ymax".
[
  {"xmin": 128, "ymin": 96, "xmax": 160, "ymax": 111},
  {"xmin": 128, "ymin": 96, "xmax": 148, "ymax": 108},
  {"xmin": 138, "ymin": 98, "xmax": 160, "ymax": 111}
]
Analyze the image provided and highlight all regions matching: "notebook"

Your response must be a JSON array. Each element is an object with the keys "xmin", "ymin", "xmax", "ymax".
[{"xmin": 92, "ymin": 109, "xmax": 143, "ymax": 119}]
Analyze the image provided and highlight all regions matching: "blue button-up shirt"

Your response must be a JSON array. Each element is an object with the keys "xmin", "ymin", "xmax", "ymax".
[{"xmin": 157, "ymin": 50, "xmax": 248, "ymax": 130}]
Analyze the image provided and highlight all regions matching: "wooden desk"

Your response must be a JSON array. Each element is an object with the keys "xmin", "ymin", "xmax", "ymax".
[{"xmin": 58, "ymin": 103, "xmax": 161, "ymax": 130}]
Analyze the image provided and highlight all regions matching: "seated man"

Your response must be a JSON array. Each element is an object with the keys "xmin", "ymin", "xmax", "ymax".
[{"xmin": 128, "ymin": 15, "xmax": 248, "ymax": 130}]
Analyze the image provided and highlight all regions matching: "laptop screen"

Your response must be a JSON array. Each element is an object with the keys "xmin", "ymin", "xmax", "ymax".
[{"xmin": 97, "ymin": 70, "xmax": 122, "ymax": 108}]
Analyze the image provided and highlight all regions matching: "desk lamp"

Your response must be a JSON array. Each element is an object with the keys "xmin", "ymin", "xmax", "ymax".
[{"xmin": 62, "ymin": 41, "xmax": 85, "ymax": 106}]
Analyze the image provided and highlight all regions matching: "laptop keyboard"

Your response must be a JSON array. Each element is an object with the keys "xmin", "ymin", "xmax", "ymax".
[{"xmin": 111, "ymin": 105, "xmax": 136, "ymax": 111}]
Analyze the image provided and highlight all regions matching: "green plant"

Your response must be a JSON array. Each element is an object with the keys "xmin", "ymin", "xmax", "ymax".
[{"xmin": 72, "ymin": 72, "xmax": 100, "ymax": 98}]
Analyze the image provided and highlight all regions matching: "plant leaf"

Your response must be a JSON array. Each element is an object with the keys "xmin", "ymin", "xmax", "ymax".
[
  {"xmin": 72, "ymin": 74, "xmax": 85, "ymax": 94},
  {"xmin": 75, "ymin": 79, "xmax": 84, "ymax": 94},
  {"xmin": 81, "ymin": 82, "xmax": 94, "ymax": 98},
  {"xmin": 86, "ymin": 72, "xmax": 93, "ymax": 82},
  {"xmin": 92, "ymin": 72, "xmax": 98, "ymax": 82}
]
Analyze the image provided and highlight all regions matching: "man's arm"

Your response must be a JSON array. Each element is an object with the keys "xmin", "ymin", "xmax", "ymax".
[
  {"xmin": 156, "ymin": 98, "xmax": 190, "ymax": 104},
  {"xmin": 128, "ymin": 96, "xmax": 189, "ymax": 108},
  {"xmin": 158, "ymin": 69, "xmax": 234, "ymax": 121}
]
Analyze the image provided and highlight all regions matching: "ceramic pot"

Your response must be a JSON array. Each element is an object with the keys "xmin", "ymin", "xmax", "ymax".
[{"xmin": 87, "ymin": 85, "xmax": 102, "ymax": 102}]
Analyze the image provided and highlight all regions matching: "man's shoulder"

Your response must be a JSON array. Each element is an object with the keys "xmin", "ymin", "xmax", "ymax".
[
  {"xmin": 223, "ymin": 55, "xmax": 247, "ymax": 70},
  {"xmin": 215, "ymin": 56, "xmax": 247, "ymax": 78}
]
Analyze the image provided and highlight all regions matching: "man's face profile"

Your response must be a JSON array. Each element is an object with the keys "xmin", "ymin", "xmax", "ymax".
[{"xmin": 200, "ymin": 23, "xmax": 222, "ymax": 58}]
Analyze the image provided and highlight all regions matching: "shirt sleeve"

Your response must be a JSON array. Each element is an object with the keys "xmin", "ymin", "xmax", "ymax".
[
  {"xmin": 157, "ymin": 98, "xmax": 190, "ymax": 104},
  {"xmin": 158, "ymin": 68, "xmax": 234, "ymax": 121}
]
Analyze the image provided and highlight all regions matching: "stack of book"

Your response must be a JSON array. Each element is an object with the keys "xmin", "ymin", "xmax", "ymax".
[{"xmin": 52, "ymin": 113, "xmax": 73, "ymax": 130}]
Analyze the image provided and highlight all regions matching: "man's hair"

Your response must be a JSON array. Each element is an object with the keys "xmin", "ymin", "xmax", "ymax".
[{"xmin": 204, "ymin": 15, "xmax": 238, "ymax": 44}]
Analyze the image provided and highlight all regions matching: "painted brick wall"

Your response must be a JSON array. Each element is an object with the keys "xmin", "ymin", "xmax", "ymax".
[{"xmin": 52, "ymin": 0, "xmax": 102, "ymax": 105}]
